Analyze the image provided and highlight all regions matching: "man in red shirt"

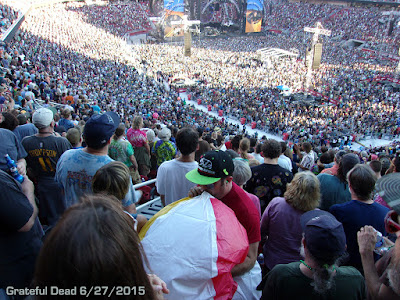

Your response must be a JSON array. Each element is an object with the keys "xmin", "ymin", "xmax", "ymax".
[{"xmin": 186, "ymin": 150, "xmax": 261, "ymax": 280}]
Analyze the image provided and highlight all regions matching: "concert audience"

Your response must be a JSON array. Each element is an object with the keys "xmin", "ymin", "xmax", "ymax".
[{"xmin": 0, "ymin": 1, "xmax": 399, "ymax": 299}]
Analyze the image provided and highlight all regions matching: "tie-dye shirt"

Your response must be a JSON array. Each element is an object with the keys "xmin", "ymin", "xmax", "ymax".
[{"xmin": 55, "ymin": 148, "xmax": 136, "ymax": 208}]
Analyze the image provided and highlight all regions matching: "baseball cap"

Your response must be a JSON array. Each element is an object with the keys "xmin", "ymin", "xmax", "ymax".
[
  {"xmin": 186, "ymin": 150, "xmax": 234, "ymax": 185},
  {"xmin": 376, "ymin": 173, "xmax": 400, "ymax": 214},
  {"xmin": 158, "ymin": 127, "xmax": 171, "ymax": 142},
  {"xmin": 32, "ymin": 108, "xmax": 54, "ymax": 129},
  {"xmin": 300, "ymin": 210, "xmax": 346, "ymax": 260},
  {"xmin": 83, "ymin": 112, "xmax": 120, "ymax": 148}
]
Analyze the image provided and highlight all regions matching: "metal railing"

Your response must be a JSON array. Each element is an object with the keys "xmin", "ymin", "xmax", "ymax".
[{"xmin": 134, "ymin": 178, "xmax": 163, "ymax": 219}]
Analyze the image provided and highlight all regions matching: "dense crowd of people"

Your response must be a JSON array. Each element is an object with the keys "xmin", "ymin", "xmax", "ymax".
[
  {"xmin": 0, "ymin": 2, "xmax": 19, "ymax": 34},
  {"xmin": 0, "ymin": 0, "xmax": 400, "ymax": 299},
  {"xmin": 3, "ymin": 0, "xmax": 397, "ymax": 143},
  {"xmin": 117, "ymin": 2, "xmax": 400, "ymax": 142},
  {"xmin": 66, "ymin": 1, "xmax": 152, "ymax": 36}
]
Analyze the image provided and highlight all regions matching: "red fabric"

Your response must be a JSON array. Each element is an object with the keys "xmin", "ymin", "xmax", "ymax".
[
  {"xmin": 374, "ymin": 194, "xmax": 391, "ymax": 210},
  {"xmin": 126, "ymin": 128, "xmax": 147, "ymax": 148},
  {"xmin": 210, "ymin": 197, "xmax": 248, "ymax": 300},
  {"xmin": 320, "ymin": 164, "xmax": 339, "ymax": 176},
  {"xmin": 283, "ymin": 132, "xmax": 289, "ymax": 141},
  {"xmin": 137, "ymin": 185, "xmax": 152, "ymax": 204},
  {"xmin": 221, "ymin": 183, "xmax": 261, "ymax": 244}
]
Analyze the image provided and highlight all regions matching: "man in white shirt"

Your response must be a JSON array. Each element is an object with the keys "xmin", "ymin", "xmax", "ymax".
[
  {"xmin": 253, "ymin": 143, "xmax": 264, "ymax": 164},
  {"xmin": 278, "ymin": 141, "xmax": 292, "ymax": 172},
  {"xmin": 156, "ymin": 127, "xmax": 199, "ymax": 206}
]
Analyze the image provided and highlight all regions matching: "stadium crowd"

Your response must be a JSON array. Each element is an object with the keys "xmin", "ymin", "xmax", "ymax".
[
  {"xmin": 0, "ymin": 0, "xmax": 400, "ymax": 299},
  {"xmin": 66, "ymin": 2, "xmax": 152, "ymax": 36},
  {"xmin": 0, "ymin": 2, "xmax": 18, "ymax": 34},
  {"xmin": 122, "ymin": 2, "xmax": 400, "ymax": 142}
]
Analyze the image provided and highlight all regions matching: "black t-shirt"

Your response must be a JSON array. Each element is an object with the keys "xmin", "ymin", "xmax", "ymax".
[
  {"xmin": 245, "ymin": 163, "xmax": 293, "ymax": 213},
  {"xmin": 22, "ymin": 135, "xmax": 72, "ymax": 178},
  {"xmin": 0, "ymin": 170, "xmax": 43, "ymax": 288}
]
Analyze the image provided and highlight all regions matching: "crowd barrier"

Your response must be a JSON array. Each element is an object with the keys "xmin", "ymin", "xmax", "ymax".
[{"xmin": 134, "ymin": 179, "xmax": 163, "ymax": 219}]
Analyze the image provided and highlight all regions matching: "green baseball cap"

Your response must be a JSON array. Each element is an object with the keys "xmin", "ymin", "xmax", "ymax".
[{"xmin": 186, "ymin": 150, "xmax": 234, "ymax": 185}]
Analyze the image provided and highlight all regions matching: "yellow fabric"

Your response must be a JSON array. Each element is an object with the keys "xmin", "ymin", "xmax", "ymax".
[{"xmin": 139, "ymin": 197, "xmax": 191, "ymax": 240}]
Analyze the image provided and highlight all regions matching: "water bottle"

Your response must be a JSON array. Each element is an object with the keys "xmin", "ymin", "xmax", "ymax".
[
  {"xmin": 4, "ymin": 154, "xmax": 24, "ymax": 183},
  {"xmin": 257, "ymin": 253, "xmax": 264, "ymax": 267},
  {"xmin": 373, "ymin": 229, "xmax": 389, "ymax": 256}
]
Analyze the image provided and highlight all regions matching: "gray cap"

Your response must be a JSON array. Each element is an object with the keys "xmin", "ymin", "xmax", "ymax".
[
  {"xmin": 158, "ymin": 127, "xmax": 171, "ymax": 142},
  {"xmin": 32, "ymin": 108, "xmax": 54, "ymax": 129}
]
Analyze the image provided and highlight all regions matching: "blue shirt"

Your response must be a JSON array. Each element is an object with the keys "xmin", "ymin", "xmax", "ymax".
[
  {"xmin": 92, "ymin": 105, "xmax": 101, "ymax": 113},
  {"xmin": 13, "ymin": 123, "xmax": 38, "ymax": 143},
  {"xmin": 330, "ymin": 200, "xmax": 390, "ymax": 272},
  {"xmin": 58, "ymin": 118, "xmax": 75, "ymax": 131}
]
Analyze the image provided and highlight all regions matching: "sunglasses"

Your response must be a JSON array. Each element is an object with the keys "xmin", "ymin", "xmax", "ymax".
[{"xmin": 385, "ymin": 210, "xmax": 400, "ymax": 234}]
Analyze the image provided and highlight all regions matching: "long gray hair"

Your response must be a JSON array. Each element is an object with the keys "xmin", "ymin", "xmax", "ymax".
[{"xmin": 301, "ymin": 242, "xmax": 349, "ymax": 294}]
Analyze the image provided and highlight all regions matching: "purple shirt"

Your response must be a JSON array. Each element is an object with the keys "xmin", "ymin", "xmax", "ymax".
[
  {"xmin": 261, "ymin": 197, "xmax": 311, "ymax": 270},
  {"xmin": 245, "ymin": 191, "xmax": 261, "ymax": 219}
]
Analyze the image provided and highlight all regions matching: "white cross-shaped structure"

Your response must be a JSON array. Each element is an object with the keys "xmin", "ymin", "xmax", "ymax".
[
  {"xmin": 382, "ymin": 10, "xmax": 400, "ymax": 36},
  {"xmin": 304, "ymin": 22, "xmax": 331, "ymax": 90},
  {"xmin": 171, "ymin": 15, "xmax": 200, "ymax": 30}
]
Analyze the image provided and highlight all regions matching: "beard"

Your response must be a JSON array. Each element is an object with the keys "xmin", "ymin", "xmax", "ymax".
[
  {"xmin": 388, "ymin": 262, "xmax": 400, "ymax": 296},
  {"xmin": 300, "ymin": 243, "xmax": 305, "ymax": 258}
]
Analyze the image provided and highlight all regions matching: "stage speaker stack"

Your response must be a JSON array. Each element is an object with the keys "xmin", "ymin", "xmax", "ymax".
[
  {"xmin": 184, "ymin": 31, "xmax": 192, "ymax": 57},
  {"xmin": 312, "ymin": 43, "xmax": 322, "ymax": 69}
]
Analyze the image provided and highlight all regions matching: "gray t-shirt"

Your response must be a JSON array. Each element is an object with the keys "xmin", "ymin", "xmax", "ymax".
[{"xmin": 0, "ymin": 128, "xmax": 27, "ymax": 172}]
